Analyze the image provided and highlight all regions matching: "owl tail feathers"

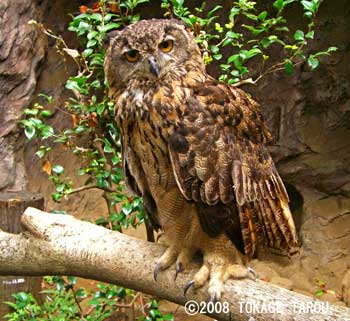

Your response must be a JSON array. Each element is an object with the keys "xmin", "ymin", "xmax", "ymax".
[{"xmin": 239, "ymin": 196, "xmax": 299, "ymax": 259}]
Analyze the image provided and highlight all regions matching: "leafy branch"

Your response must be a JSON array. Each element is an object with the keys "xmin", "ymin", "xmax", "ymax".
[{"xmin": 162, "ymin": 0, "xmax": 337, "ymax": 85}]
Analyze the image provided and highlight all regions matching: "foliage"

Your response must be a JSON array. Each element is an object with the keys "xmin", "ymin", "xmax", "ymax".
[
  {"xmin": 14, "ymin": 0, "xmax": 336, "ymax": 320},
  {"xmin": 5, "ymin": 277, "xmax": 173, "ymax": 321},
  {"xmin": 162, "ymin": 0, "xmax": 337, "ymax": 84},
  {"xmin": 25, "ymin": 0, "xmax": 148, "ymax": 233}
]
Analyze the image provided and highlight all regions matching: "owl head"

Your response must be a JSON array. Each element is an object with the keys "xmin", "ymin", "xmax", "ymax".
[{"xmin": 104, "ymin": 19, "xmax": 204, "ymax": 93}]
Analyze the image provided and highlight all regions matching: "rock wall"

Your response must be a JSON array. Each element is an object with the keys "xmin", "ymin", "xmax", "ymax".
[
  {"xmin": 0, "ymin": 0, "xmax": 349, "ymax": 303},
  {"xmin": 0, "ymin": 0, "xmax": 46, "ymax": 191}
]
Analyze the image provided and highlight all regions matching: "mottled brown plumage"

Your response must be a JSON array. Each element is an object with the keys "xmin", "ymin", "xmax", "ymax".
[{"xmin": 104, "ymin": 19, "xmax": 298, "ymax": 299}]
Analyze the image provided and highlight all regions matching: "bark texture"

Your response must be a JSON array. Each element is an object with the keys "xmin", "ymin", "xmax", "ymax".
[{"xmin": 0, "ymin": 207, "xmax": 349, "ymax": 321}]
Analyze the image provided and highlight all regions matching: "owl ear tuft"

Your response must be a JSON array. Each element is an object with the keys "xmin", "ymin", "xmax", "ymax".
[{"xmin": 103, "ymin": 30, "xmax": 121, "ymax": 48}]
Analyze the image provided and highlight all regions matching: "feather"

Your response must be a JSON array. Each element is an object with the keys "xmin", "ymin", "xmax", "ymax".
[{"xmin": 167, "ymin": 79, "xmax": 298, "ymax": 257}]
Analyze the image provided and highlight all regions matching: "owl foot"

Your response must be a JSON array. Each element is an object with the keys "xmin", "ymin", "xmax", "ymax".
[
  {"xmin": 154, "ymin": 245, "xmax": 179, "ymax": 281},
  {"xmin": 154, "ymin": 245, "xmax": 198, "ymax": 281},
  {"xmin": 183, "ymin": 260, "xmax": 256, "ymax": 300}
]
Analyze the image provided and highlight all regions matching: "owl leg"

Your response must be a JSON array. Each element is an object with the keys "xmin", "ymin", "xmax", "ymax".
[
  {"xmin": 153, "ymin": 190, "xmax": 193, "ymax": 281},
  {"xmin": 183, "ymin": 228, "xmax": 257, "ymax": 300}
]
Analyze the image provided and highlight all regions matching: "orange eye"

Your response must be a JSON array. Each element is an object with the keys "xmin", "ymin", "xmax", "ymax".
[
  {"xmin": 159, "ymin": 40, "xmax": 174, "ymax": 53},
  {"xmin": 123, "ymin": 50, "xmax": 140, "ymax": 63}
]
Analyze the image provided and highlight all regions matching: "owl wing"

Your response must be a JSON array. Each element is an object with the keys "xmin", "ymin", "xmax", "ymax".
[
  {"xmin": 168, "ymin": 81, "xmax": 298, "ymax": 258},
  {"xmin": 119, "ymin": 126, "xmax": 161, "ymax": 231}
]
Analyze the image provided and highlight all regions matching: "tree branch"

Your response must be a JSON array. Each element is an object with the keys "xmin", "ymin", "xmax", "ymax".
[
  {"xmin": 68, "ymin": 184, "xmax": 115, "ymax": 195},
  {"xmin": 0, "ymin": 207, "xmax": 349, "ymax": 321}
]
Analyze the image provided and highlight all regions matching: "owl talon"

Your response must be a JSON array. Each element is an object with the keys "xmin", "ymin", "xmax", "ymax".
[
  {"xmin": 247, "ymin": 267, "xmax": 258, "ymax": 281},
  {"xmin": 210, "ymin": 292, "xmax": 217, "ymax": 303},
  {"xmin": 154, "ymin": 262, "xmax": 161, "ymax": 282},
  {"xmin": 184, "ymin": 280, "xmax": 195, "ymax": 296},
  {"xmin": 174, "ymin": 262, "xmax": 182, "ymax": 281}
]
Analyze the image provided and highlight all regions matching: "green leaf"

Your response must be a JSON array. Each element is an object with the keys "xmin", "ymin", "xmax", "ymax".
[
  {"xmin": 35, "ymin": 149, "xmax": 46, "ymax": 158},
  {"xmin": 75, "ymin": 126, "xmax": 86, "ymax": 134},
  {"xmin": 242, "ymin": 25, "xmax": 265, "ymax": 36},
  {"xmin": 304, "ymin": 11, "xmax": 313, "ymax": 19},
  {"xmin": 207, "ymin": 5, "xmax": 222, "ymax": 18},
  {"xmin": 327, "ymin": 46, "xmax": 338, "ymax": 53},
  {"xmin": 24, "ymin": 108, "xmax": 39, "ymax": 116},
  {"xmin": 315, "ymin": 289, "xmax": 324, "ymax": 297},
  {"xmin": 273, "ymin": 0, "xmax": 296, "ymax": 13},
  {"xmin": 117, "ymin": 287, "xmax": 126, "ymax": 298},
  {"xmin": 88, "ymin": 298, "xmax": 100, "ymax": 306},
  {"xmin": 87, "ymin": 39, "xmax": 97, "ymax": 48},
  {"xmin": 96, "ymin": 178, "xmax": 110, "ymax": 189},
  {"xmin": 245, "ymin": 13, "xmax": 258, "ymax": 21},
  {"xmin": 301, "ymin": 0, "xmax": 317, "ymax": 14},
  {"xmin": 273, "ymin": 0, "xmax": 284, "ymax": 11},
  {"xmin": 104, "ymin": 144, "xmax": 113, "ymax": 153},
  {"xmin": 227, "ymin": 54, "xmax": 240, "ymax": 64},
  {"xmin": 82, "ymin": 48, "xmax": 93, "ymax": 58},
  {"xmin": 246, "ymin": 48, "xmax": 262, "ymax": 59},
  {"xmin": 122, "ymin": 203, "xmax": 133, "ymax": 215},
  {"xmin": 56, "ymin": 184, "xmax": 65, "ymax": 192},
  {"xmin": 225, "ymin": 31, "xmax": 241, "ymax": 40},
  {"xmin": 228, "ymin": 78, "xmax": 240, "ymax": 85},
  {"xmin": 41, "ymin": 125, "xmax": 54, "ymax": 139},
  {"xmin": 40, "ymin": 110, "xmax": 52, "ymax": 117},
  {"xmin": 76, "ymin": 21, "xmax": 90, "ymax": 36},
  {"xmin": 25, "ymin": 127, "xmax": 36, "ymax": 140},
  {"xmin": 98, "ymin": 23, "xmax": 121, "ymax": 33},
  {"xmin": 87, "ymin": 30, "xmax": 98, "ymax": 40},
  {"xmin": 14, "ymin": 292, "xmax": 29, "ymax": 302},
  {"xmin": 258, "ymin": 11, "xmax": 267, "ymax": 21},
  {"xmin": 110, "ymin": 213, "xmax": 125, "ymax": 222},
  {"xmin": 284, "ymin": 59, "xmax": 294, "ymax": 75},
  {"xmin": 52, "ymin": 164, "xmax": 64, "ymax": 175},
  {"xmin": 54, "ymin": 136, "xmax": 68, "ymax": 143},
  {"xmin": 294, "ymin": 30, "xmax": 305, "ymax": 41},
  {"xmin": 96, "ymin": 104, "xmax": 105, "ymax": 116},
  {"xmin": 89, "ymin": 54, "xmax": 105, "ymax": 66},
  {"xmin": 91, "ymin": 79, "xmax": 101, "ymax": 89},
  {"xmin": 275, "ymin": 26, "xmax": 289, "ymax": 32},
  {"xmin": 28, "ymin": 117, "xmax": 42, "ymax": 126},
  {"xmin": 66, "ymin": 79, "xmax": 88, "ymax": 95},
  {"xmin": 38, "ymin": 93, "xmax": 52, "ymax": 103},
  {"xmin": 305, "ymin": 30, "xmax": 315, "ymax": 39},
  {"xmin": 67, "ymin": 276, "xmax": 77, "ymax": 285},
  {"xmin": 90, "ymin": 13, "xmax": 103, "ymax": 21},
  {"xmin": 308, "ymin": 56, "xmax": 319, "ymax": 69}
]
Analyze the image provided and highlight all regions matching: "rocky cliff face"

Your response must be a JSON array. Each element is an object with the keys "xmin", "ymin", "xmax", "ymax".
[
  {"xmin": 0, "ymin": 0, "xmax": 46, "ymax": 191},
  {"xmin": 0, "ymin": 0, "xmax": 349, "ymax": 303}
]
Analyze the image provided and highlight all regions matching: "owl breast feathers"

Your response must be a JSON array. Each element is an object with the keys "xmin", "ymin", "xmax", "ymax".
[{"xmin": 104, "ymin": 19, "xmax": 298, "ymax": 258}]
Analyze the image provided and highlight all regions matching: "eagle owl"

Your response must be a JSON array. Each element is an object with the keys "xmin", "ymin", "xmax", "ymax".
[{"xmin": 104, "ymin": 19, "xmax": 298, "ymax": 300}]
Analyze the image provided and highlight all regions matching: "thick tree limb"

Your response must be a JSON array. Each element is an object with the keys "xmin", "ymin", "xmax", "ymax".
[{"xmin": 0, "ymin": 207, "xmax": 349, "ymax": 321}]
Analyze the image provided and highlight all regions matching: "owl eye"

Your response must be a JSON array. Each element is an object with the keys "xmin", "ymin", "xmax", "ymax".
[
  {"xmin": 123, "ymin": 50, "xmax": 140, "ymax": 63},
  {"xmin": 159, "ymin": 40, "xmax": 174, "ymax": 53}
]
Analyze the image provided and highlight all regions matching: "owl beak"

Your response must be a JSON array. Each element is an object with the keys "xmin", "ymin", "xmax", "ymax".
[{"xmin": 149, "ymin": 56, "xmax": 160, "ymax": 78}]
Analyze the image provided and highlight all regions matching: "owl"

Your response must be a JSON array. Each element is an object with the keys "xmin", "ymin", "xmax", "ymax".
[{"xmin": 104, "ymin": 19, "xmax": 298, "ymax": 300}]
